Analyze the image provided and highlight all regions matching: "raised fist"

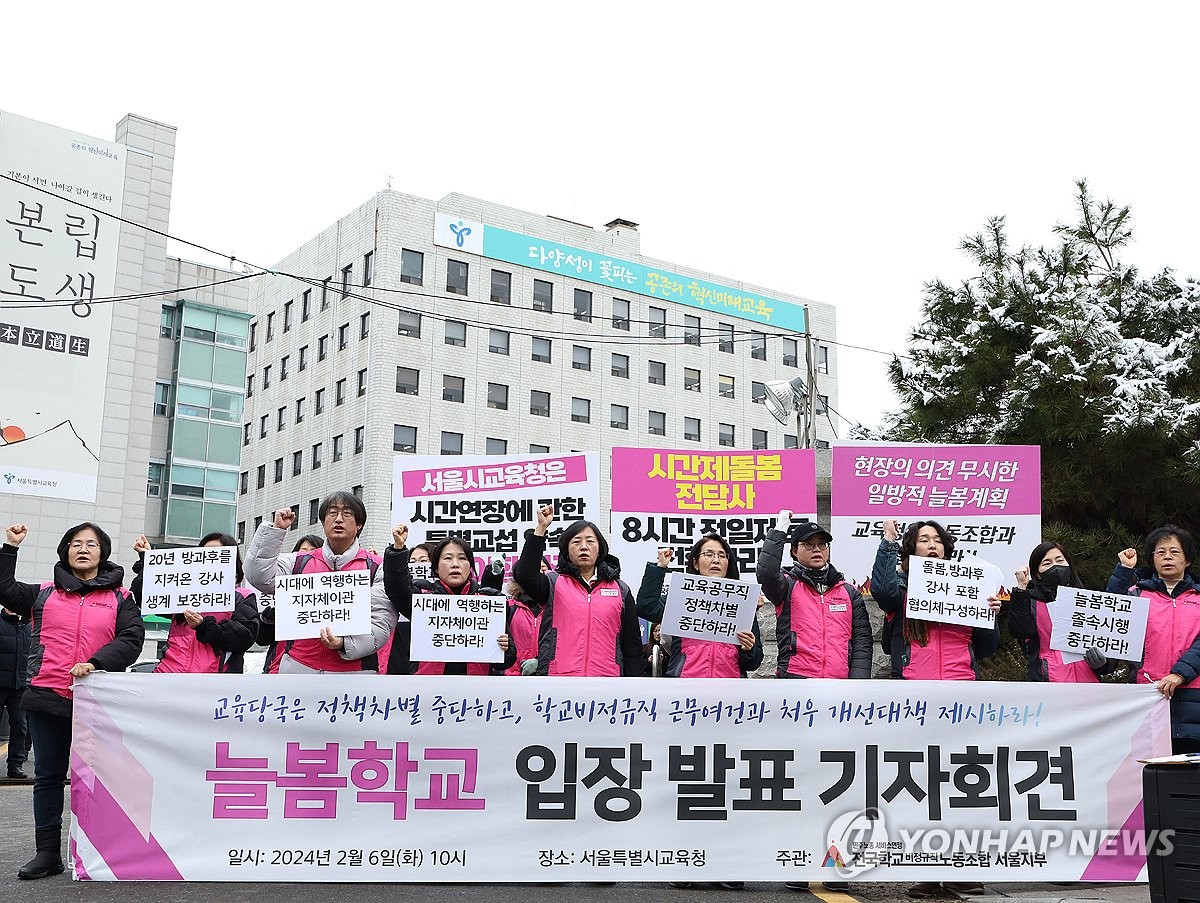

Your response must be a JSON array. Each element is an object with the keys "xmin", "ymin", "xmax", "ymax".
[
  {"xmin": 534, "ymin": 504, "xmax": 554, "ymax": 536},
  {"xmin": 392, "ymin": 525, "xmax": 409, "ymax": 550},
  {"xmin": 133, "ymin": 534, "xmax": 151, "ymax": 555},
  {"xmin": 657, "ymin": 547, "xmax": 674, "ymax": 568},
  {"xmin": 6, "ymin": 524, "xmax": 27, "ymax": 546},
  {"xmin": 274, "ymin": 508, "xmax": 296, "ymax": 530},
  {"xmin": 882, "ymin": 520, "xmax": 900, "ymax": 542},
  {"xmin": 1118, "ymin": 548, "xmax": 1137, "ymax": 569}
]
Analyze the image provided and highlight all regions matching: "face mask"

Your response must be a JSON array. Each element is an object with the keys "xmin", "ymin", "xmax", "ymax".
[{"xmin": 1040, "ymin": 564, "xmax": 1072, "ymax": 590}]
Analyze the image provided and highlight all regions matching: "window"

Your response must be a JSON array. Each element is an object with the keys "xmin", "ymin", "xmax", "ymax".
[
  {"xmin": 752, "ymin": 428, "xmax": 768, "ymax": 450},
  {"xmin": 160, "ymin": 305, "xmax": 175, "ymax": 339},
  {"xmin": 684, "ymin": 368, "xmax": 701, "ymax": 392},
  {"xmin": 393, "ymin": 424, "xmax": 417, "ymax": 453},
  {"xmin": 309, "ymin": 498, "xmax": 320, "ymax": 524},
  {"xmin": 318, "ymin": 334, "xmax": 328, "ymax": 361},
  {"xmin": 490, "ymin": 269, "xmax": 511, "ymax": 304},
  {"xmin": 611, "ymin": 404, "xmax": 629, "ymax": 430},
  {"xmin": 445, "ymin": 320, "xmax": 466, "ymax": 347},
  {"xmin": 289, "ymin": 504, "xmax": 300, "ymax": 529},
  {"xmin": 817, "ymin": 344, "xmax": 830, "ymax": 374},
  {"xmin": 532, "ymin": 279, "xmax": 553, "ymax": 312},
  {"xmin": 148, "ymin": 462, "xmax": 165, "ymax": 497},
  {"xmin": 443, "ymin": 374, "xmax": 465, "ymax": 403},
  {"xmin": 292, "ymin": 450, "xmax": 302, "ymax": 476},
  {"xmin": 277, "ymin": 406, "xmax": 286, "ymax": 431},
  {"xmin": 397, "ymin": 309, "xmax": 421, "ymax": 338},
  {"xmin": 259, "ymin": 414, "xmax": 268, "ymax": 439},
  {"xmin": 239, "ymin": 470, "xmax": 248, "ymax": 496},
  {"xmin": 648, "ymin": 410, "xmax": 666, "ymax": 436},
  {"xmin": 572, "ymin": 345, "xmax": 591, "ymax": 371},
  {"xmin": 784, "ymin": 434, "xmax": 798, "ymax": 449},
  {"xmin": 719, "ymin": 323, "xmax": 734, "ymax": 353},
  {"xmin": 295, "ymin": 398, "xmax": 305, "ymax": 423},
  {"xmin": 446, "ymin": 259, "xmax": 469, "ymax": 295},
  {"xmin": 254, "ymin": 516, "xmax": 262, "ymax": 531},
  {"xmin": 338, "ymin": 323, "xmax": 349, "ymax": 351},
  {"xmin": 532, "ymin": 336, "xmax": 552, "ymax": 363},
  {"xmin": 333, "ymin": 434, "xmax": 344, "ymax": 462},
  {"xmin": 441, "ymin": 431, "xmax": 463, "ymax": 456},
  {"xmin": 256, "ymin": 464, "xmax": 265, "ymax": 489},
  {"xmin": 354, "ymin": 426, "xmax": 364, "ymax": 454},
  {"xmin": 298, "ymin": 345, "xmax": 308, "ymax": 371},
  {"xmin": 649, "ymin": 306, "xmax": 666, "ymax": 338},
  {"xmin": 336, "ymin": 378, "xmax": 347, "ymax": 406},
  {"xmin": 489, "ymin": 329, "xmax": 509, "ymax": 355},
  {"xmin": 648, "ymin": 360, "xmax": 666, "ymax": 385},
  {"xmin": 530, "ymin": 390, "xmax": 550, "ymax": 417},
  {"xmin": 273, "ymin": 457, "xmax": 284, "ymax": 483},
  {"xmin": 751, "ymin": 330, "xmax": 767, "ymax": 360},
  {"xmin": 154, "ymin": 381, "xmax": 170, "ymax": 416},
  {"xmin": 485, "ymin": 437, "xmax": 507, "ymax": 454},
  {"xmin": 357, "ymin": 368, "xmax": 367, "ymax": 397},
  {"xmin": 816, "ymin": 393, "xmax": 829, "ymax": 415},
  {"xmin": 612, "ymin": 298, "xmax": 630, "ymax": 330},
  {"xmin": 571, "ymin": 397, "xmax": 590, "ymax": 423},
  {"xmin": 360, "ymin": 311, "xmax": 369, "ymax": 339},
  {"xmin": 340, "ymin": 264, "xmax": 353, "ymax": 297},
  {"xmin": 363, "ymin": 250, "xmax": 373, "ymax": 287},
  {"xmin": 248, "ymin": 321, "xmax": 257, "ymax": 351},
  {"xmin": 280, "ymin": 355, "xmax": 289, "ymax": 381},
  {"xmin": 611, "ymin": 353, "xmax": 629, "ymax": 379},
  {"xmin": 321, "ymin": 276, "xmax": 331, "ymax": 310},
  {"xmin": 400, "ymin": 249, "xmax": 423, "ymax": 285},
  {"xmin": 311, "ymin": 442, "xmax": 322, "ymax": 469},
  {"xmin": 684, "ymin": 314, "xmax": 701, "ymax": 345},
  {"xmin": 266, "ymin": 311, "xmax": 275, "ymax": 342},
  {"xmin": 752, "ymin": 381, "xmax": 767, "ymax": 404},
  {"xmin": 684, "ymin": 417, "xmax": 701, "ymax": 442},
  {"xmin": 530, "ymin": 444, "xmax": 550, "ymax": 454},
  {"xmin": 243, "ymin": 422, "xmax": 251, "ymax": 447},
  {"xmin": 352, "ymin": 485, "xmax": 363, "ymax": 498},
  {"xmin": 815, "ymin": 439, "xmax": 831, "ymax": 450},
  {"xmin": 782, "ymin": 337, "xmax": 798, "ymax": 368},
  {"xmin": 487, "ymin": 382, "xmax": 508, "ymax": 410},
  {"xmin": 262, "ymin": 364, "xmax": 271, "ymax": 388},
  {"xmin": 301, "ymin": 289, "xmax": 311, "ymax": 322},
  {"xmin": 719, "ymin": 423, "xmax": 735, "ymax": 447},
  {"xmin": 283, "ymin": 300, "xmax": 293, "ymax": 333},
  {"xmin": 719, "ymin": 374, "xmax": 735, "ymax": 398},
  {"xmin": 396, "ymin": 367, "xmax": 420, "ymax": 395},
  {"xmin": 315, "ymin": 387, "xmax": 325, "ymax": 414},
  {"xmin": 573, "ymin": 288, "xmax": 592, "ymax": 322}
]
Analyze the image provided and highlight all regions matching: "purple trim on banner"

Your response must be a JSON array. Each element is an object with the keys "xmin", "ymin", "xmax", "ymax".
[
  {"xmin": 70, "ymin": 832, "xmax": 89, "ymax": 880},
  {"xmin": 1080, "ymin": 801, "xmax": 1146, "ymax": 881}
]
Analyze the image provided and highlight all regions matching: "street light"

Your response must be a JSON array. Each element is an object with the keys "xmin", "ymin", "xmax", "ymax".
[{"xmin": 763, "ymin": 376, "xmax": 811, "ymax": 448}]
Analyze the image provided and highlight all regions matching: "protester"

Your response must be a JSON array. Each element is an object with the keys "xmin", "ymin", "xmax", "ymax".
[
  {"xmin": 245, "ymin": 492, "xmax": 393, "ymax": 673},
  {"xmin": 0, "ymin": 604, "xmax": 31, "ymax": 779},
  {"xmin": 255, "ymin": 533, "xmax": 324, "ymax": 673},
  {"xmin": 1108, "ymin": 524, "xmax": 1200, "ymax": 753},
  {"xmin": 506, "ymin": 556, "xmax": 551, "ymax": 676},
  {"xmin": 514, "ymin": 505, "xmax": 645, "ymax": 676},
  {"xmin": 129, "ymin": 532, "xmax": 259, "ymax": 673},
  {"xmin": 0, "ymin": 522, "xmax": 143, "ymax": 880},
  {"xmin": 643, "ymin": 622, "xmax": 668, "ymax": 677}
]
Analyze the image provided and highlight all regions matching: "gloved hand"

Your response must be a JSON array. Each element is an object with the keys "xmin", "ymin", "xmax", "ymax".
[
  {"xmin": 775, "ymin": 509, "xmax": 793, "ymax": 531},
  {"xmin": 489, "ymin": 556, "xmax": 505, "ymax": 575},
  {"xmin": 1084, "ymin": 647, "xmax": 1107, "ymax": 671},
  {"xmin": 520, "ymin": 658, "xmax": 538, "ymax": 676}
]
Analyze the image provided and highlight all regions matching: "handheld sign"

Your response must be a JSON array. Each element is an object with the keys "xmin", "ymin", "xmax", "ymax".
[
  {"xmin": 662, "ymin": 573, "xmax": 757, "ymax": 644},
  {"xmin": 1049, "ymin": 588, "xmax": 1149, "ymax": 663},
  {"xmin": 273, "ymin": 571, "xmax": 372, "ymax": 641},
  {"xmin": 409, "ymin": 594, "xmax": 506, "ymax": 663},
  {"xmin": 905, "ymin": 555, "xmax": 1001, "ymax": 629},
  {"xmin": 409, "ymin": 561, "xmax": 432, "ymax": 582},
  {"xmin": 142, "ymin": 547, "xmax": 237, "ymax": 615}
]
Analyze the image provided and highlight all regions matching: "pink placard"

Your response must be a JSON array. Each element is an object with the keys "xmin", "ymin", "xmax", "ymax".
[
  {"xmin": 831, "ymin": 444, "xmax": 1041, "ymax": 516},
  {"xmin": 610, "ymin": 447, "xmax": 816, "ymax": 515},
  {"xmin": 400, "ymin": 455, "xmax": 589, "ymax": 498}
]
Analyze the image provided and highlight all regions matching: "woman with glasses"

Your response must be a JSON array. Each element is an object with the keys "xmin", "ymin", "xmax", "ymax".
[
  {"xmin": 0, "ymin": 522, "xmax": 144, "ymax": 880},
  {"xmin": 1108, "ymin": 524, "xmax": 1200, "ymax": 754}
]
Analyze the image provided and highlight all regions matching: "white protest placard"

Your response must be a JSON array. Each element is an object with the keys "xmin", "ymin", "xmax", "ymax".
[
  {"xmin": 906, "ymin": 555, "xmax": 1001, "ymax": 629},
  {"xmin": 1049, "ymin": 588, "xmax": 1149, "ymax": 663},
  {"xmin": 141, "ymin": 547, "xmax": 237, "ymax": 615},
  {"xmin": 662, "ymin": 573, "xmax": 757, "ymax": 643},
  {"xmin": 409, "ymin": 594, "xmax": 506, "ymax": 663},
  {"xmin": 273, "ymin": 572, "xmax": 371, "ymax": 641},
  {"xmin": 409, "ymin": 561, "xmax": 433, "ymax": 582}
]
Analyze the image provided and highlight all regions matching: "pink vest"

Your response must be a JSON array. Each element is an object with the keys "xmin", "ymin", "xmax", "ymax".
[
  {"xmin": 33, "ymin": 582, "xmax": 122, "ymax": 698},
  {"xmin": 547, "ymin": 576, "xmax": 624, "ymax": 677},
  {"xmin": 902, "ymin": 620, "xmax": 977, "ymax": 680},
  {"xmin": 153, "ymin": 588, "xmax": 254, "ymax": 674},
  {"xmin": 672, "ymin": 635, "xmax": 743, "ymax": 678},
  {"xmin": 1034, "ymin": 597, "xmax": 1100, "ymax": 683},
  {"xmin": 1135, "ymin": 586, "xmax": 1200, "ymax": 686},
  {"xmin": 779, "ymin": 580, "xmax": 854, "ymax": 678},
  {"xmin": 505, "ymin": 598, "xmax": 541, "ymax": 676},
  {"xmin": 286, "ymin": 550, "xmax": 380, "ymax": 673}
]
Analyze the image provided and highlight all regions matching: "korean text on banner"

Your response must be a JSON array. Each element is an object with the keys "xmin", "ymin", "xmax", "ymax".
[
  {"xmin": 1050, "ymin": 589, "xmax": 1150, "ymax": 663},
  {"xmin": 662, "ymin": 573, "xmax": 757, "ymax": 642},
  {"xmin": 273, "ymin": 571, "xmax": 371, "ymax": 641},
  {"xmin": 905, "ymin": 555, "xmax": 1002, "ymax": 629},
  {"xmin": 409, "ymin": 595, "xmax": 506, "ymax": 663},
  {"xmin": 142, "ymin": 547, "xmax": 237, "ymax": 615}
]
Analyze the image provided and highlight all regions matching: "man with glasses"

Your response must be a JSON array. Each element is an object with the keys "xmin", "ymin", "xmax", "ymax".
[{"xmin": 245, "ymin": 491, "xmax": 395, "ymax": 673}]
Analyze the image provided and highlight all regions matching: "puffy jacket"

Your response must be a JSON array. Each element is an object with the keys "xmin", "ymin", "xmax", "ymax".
[
  {"xmin": 0, "ymin": 544, "xmax": 143, "ymax": 716},
  {"xmin": 635, "ymin": 562, "xmax": 763, "ymax": 677},
  {"xmin": 0, "ymin": 608, "xmax": 31, "ymax": 689},
  {"xmin": 1008, "ymin": 583, "xmax": 1105, "ymax": 683},
  {"xmin": 382, "ymin": 545, "xmax": 515, "ymax": 676},
  {"xmin": 1108, "ymin": 564, "xmax": 1200, "ymax": 741},
  {"xmin": 756, "ymin": 527, "xmax": 871, "ymax": 679},
  {"xmin": 514, "ymin": 531, "xmax": 646, "ymax": 677},
  {"xmin": 871, "ymin": 539, "xmax": 999, "ymax": 680}
]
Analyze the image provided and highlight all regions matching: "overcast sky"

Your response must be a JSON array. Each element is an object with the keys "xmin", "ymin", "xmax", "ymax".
[{"xmin": 7, "ymin": 1, "xmax": 1199, "ymax": 431}]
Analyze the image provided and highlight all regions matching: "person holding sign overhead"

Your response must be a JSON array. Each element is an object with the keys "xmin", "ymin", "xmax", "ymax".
[
  {"xmin": 382, "ymin": 526, "xmax": 514, "ymax": 675},
  {"xmin": 0, "ymin": 522, "xmax": 144, "ymax": 880},
  {"xmin": 1107, "ymin": 524, "xmax": 1200, "ymax": 754},
  {"xmin": 514, "ymin": 505, "xmax": 645, "ymax": 676},
  {"xmin": 635, "ymin": 536, "xmax": 763, "ymax": 678},
  {"xmin": 129, "ymin": 532, "xmax": 260, "ymax": 674},
  {"xmin": 245, "ymin": 492, "xmax": 394, "ymax": 673}
]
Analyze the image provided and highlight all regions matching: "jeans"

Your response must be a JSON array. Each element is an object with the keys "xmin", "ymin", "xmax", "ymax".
[
  {"xmin": 1, "ymin": 688, "xmax": 30, "ymax": 768},
  {"xmin": 25, "ymin": 710, "xmax": 71, "ymax": 830}
]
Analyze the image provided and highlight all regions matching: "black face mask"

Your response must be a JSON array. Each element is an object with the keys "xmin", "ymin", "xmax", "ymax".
[{"xmin": 1039, "ymin": 564, "xmax": 1073, "ymax": 590}]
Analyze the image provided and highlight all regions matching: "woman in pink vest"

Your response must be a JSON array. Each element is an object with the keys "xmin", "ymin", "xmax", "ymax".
[
  {"xmin": 255, "ymin": 533, "xmax": 323, "ymax": 674},
  {"xmin": 514, "ymin": 505, "xmax": 646, "ymax": 676},
  {"xmin": 0, "ymin": 522, "xmax": 144, "ymax": 880}
]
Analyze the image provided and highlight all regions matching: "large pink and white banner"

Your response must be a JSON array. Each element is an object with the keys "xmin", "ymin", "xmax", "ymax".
[
  {"xmin": 609, "ymin": 447, "xmax": 817, "ymax": 575},
  {"xmin": 70, "ymin": 674, "xmax": 1166, "ymax": 882},
  {"xmin": 830, "ymin": 442, "xmax": 1041, "ymax": 592}
]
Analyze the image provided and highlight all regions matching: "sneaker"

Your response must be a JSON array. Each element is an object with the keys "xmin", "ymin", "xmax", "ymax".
[
  {"xmin": 785, "ymin": 882, "xmax": 809, "ymax": 891},
  {"xmin": 944, "ymin": 882, "xmax": 984, "ymax": 895},
  {"xmin": 906, "ymin": 883, "xmax": 945, "ymax": 898},
  {"xmin": 6, "ymin": 767, "xmax": 27, "ymax": 780},
  {"xmin": 823, "ymin": 882, "xmax": 850, "ymax": 891}
]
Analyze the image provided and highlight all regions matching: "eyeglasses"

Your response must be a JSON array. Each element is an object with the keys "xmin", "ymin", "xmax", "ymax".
[
  {"xmin": 1155, "ymin": 548, "xmax": 1184, "ymax": 559},
  {"xmin": 69, "ymin": 540, "xmax": 100, "ymax": 550},
  {"xmin": 698, "ymin": 550, "xmax": 728, "ymax": 561},
  {"xmin": 800, "ymin": 541, "xmax": 829, "ymax": 551},
  {"xmin": 323, "ymin": 507, "xmax": 357, "ymax": 522}
]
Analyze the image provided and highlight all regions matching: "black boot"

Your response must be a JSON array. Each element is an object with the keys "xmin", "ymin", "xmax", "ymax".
[{"xmin": 17, "ymin": 827, "xmax": 64, "ymax": 880}]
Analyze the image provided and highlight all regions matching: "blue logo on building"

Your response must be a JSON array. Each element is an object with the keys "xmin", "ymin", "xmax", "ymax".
[
  {"xmin": 3, "ymin": 473, "xmax": 14, "ymax": 484},
  {"xmin": 449, "ymin": 221, "xmax": 472, "ymax": 248}
]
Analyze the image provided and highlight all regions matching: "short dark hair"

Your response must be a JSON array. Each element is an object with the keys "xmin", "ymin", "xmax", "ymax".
[
  {"xmin": 293, "ymin": 534, "xmax": 324, "ymax": 553},
  {"xmin": 318, "ymin": 491, "xmax": 367, "ymax": 537},
  {"xmin": 1145, "ymin": 524, "xmax": 1195, "ymax": 568},
  {"xmin": 1027, "ymin": 541, "xmax": 1081, "ymax": 589},
  {"xmin": 556, "ymin": 520, "xmax": 609, "ymax": 572},
  {"xmin": 685, "ymin": 533, "xmax": 740, "ymax": 580},
  {"xmin": 198, "ymin": 531, "xmax": 244, "ymax": 584},
  {"xmin": 899, "ymin": 520, "xmax": 955, "ymax": 567},
  {"xmin": 432, "ymin": 537, "xmax": 475, "ymax": 577},
  {"xmin": 57, "ymin": 522, "xmax": 112, "ymax": 568}
]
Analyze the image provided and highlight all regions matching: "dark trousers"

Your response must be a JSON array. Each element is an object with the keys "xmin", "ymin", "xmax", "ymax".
[
  {"xmin": 26, "ymin": 710, "xmax": 71, "ymax": 830},
  {"xmin": 1, "ymin": 687, "xmax": 30, "ymax": 768}
]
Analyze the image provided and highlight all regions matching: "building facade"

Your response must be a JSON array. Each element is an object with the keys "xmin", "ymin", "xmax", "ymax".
[{"xmin": 238, "ymin": 191, "xmax": 839, "ymax": 550}]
